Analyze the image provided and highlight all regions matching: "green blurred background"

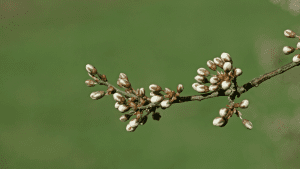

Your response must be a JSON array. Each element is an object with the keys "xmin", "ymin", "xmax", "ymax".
[{"xmin": 1, "ymin": 0, "xmax": 300, "ymax": 168}]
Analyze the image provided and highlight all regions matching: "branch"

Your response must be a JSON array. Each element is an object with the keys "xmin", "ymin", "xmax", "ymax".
[{"xmin": 84, "ymin": 29, "xmax": 300, "ymax": 132}]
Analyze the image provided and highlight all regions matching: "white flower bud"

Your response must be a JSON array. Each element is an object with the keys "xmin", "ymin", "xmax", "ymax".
[
  {"xmin": 283, "ymin": 46, "xmax": 295, "ymax": 55},
  {"xmin": 177, "ymin": 84, "xmax": 184, "ymax": 93},
  {"xmin": 213, "ymin": 57, "xmax": 224, "ymax": 68},
  {"xmin": 209, "ymin": 76, "xmax": 219, "ymax": 84},
  {"xmin": 150, "ymin": 92, "xmax": 155, "ymax": 97},
  {"xmin": 207, "ymin": 60, "xmax": 217, "ymax": 71},
  {"xmin": 161, "ymin": 100, "xmax": 171, "ymax": 108},
  {"xmin": 90, "ymin": 91, "xmax": 105, "ymax": 100},
  {"xmin": 164, "ymin": 88, "xmax": 172, "ymax": 93},
  {"xmin": 213, "ymin": 117, "xmax": 227, "ymax": 127},
  {"xmin": 118, "ymin": 104, "xmax": 130, "ymax": 113},
  {"xmin": 129, "ymin": 118, "xmax": 139, "ymax": 128},
  {"xmin": 191, "ymin": 84, "xmax": 198, "ymax": 92},
  {"xmin": 139, "ymin": 88, "xmax": 145, "ymax": 96},
  {"xmin": 113, "ymin": 93, "xmax": 124, "ymax": 102},
  {"xmin": 219, "ymin": 108, "xmax": 229, "ymax": 117},
  {"xmin": 209, "ymin": 84, "xmax": 219, "ymax": 91},
  {"xmin": 85, "ymin": 80, "xmax": 97, "ymax": 87},
  {"xmin": 292, "ymin": 54, "xmax": 300, "ymax": 63},
  {"xmin": 234, "ymin": 68, "xmax": 242, "ymax": 77},
  {"xmin": 119, "ymin": 73, "xmax": 128, "ymax": 80},
  {"xmin": 151, "ymin": 95, "xmax": 164, "ymax": 103},
  {"xmin": 149, "ymin": 84, "xmax": 162, "ymax": 92},
  {"xmin": 220, "ymin": 52, "xmax": 232, "ymax": 62},
  {"xmin": 115, "ymin": 102, "xmax": 120, "ymax": 109},
  {"xmin": 221, "ymin": 81, "xmax": 231, "ymax": 90},
  {"xmin": 126, "ymin": 123, "xmax": 137, "ymax": 132},
  {"xmin": 194, "ymin": 75, "xmax": 206, "ymax": 83},
  {"xmin": 284, "ymin": 29, "xmax": 296, "ymax": 38},
  {"xmin": 239, "ymin": 99, "xmax": 249, "ymax": 109},
  {"xmin": 195, "ymin": 85, "xmax": 209, "ymax": 93},
  {"xmin": 297, "ymin": 42, "xmax": 300, "ymax": 49},
  {"xmin": 197, "ymin": 68, "xmax": 210, "ymax": 77},
  {"xmin": 86, "ymin": 64, "xmax": 97, "ymax": 75},
  {"xmin": 223, "ymin": 62, "xmax": 232, "ymax": 72},
  {"xmin": 119, "ymin": 114, "xmax": 129, "ymax": 122},
  {"xmin": 242, "ymin": 119, "xmax": 253, "ymax": 130},
  {"xmin": 119, "ymin": 78, "xmax": 131, "ymax": 88}
]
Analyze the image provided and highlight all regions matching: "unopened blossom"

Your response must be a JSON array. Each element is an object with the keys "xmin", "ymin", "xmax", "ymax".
[
  {"xmin": 115, "ymin": 102, "xmax": 120, "ymax": 109},
  {"xmin": 221, "ymin": 81, "xmax": 231, "ymax": 90},
  {"xmin": 161, "ymin": 100, "xmax": 171, "ymax": 108},
  {"xmin": 150, "ymin": 95, "xmax": 164, "ymax": 103},
  {"xmin": 209, "ymin": 84, "xmax": 219, "ymax": 91},
  {"xmin": 207, "ymin": 60, "xmax": 217, "ymax": 71},
  {"xmin": 220, "ymin": 52, "xmax": 232, "ymax": 62},
  {"xmin": 213, "ymin": 57, "xmax": 224, "ymax": 68},
  {"xmin": 192, "ymin": 83, "xmax": 200, "ymax": 90},
  {"xmin": 293, "ymin": 54, "xmax": 300, "ymax": 63},
  {"xmin": 297, "ymin": 42, "xmax": 300, "ymax": 49},
  {"xmin": 120, "ymin": 114, "xmax": 131, "ymax": 122},
  {"xmin": 119, "ymin": 73, "xmax": 128, "ymax": 80},
  {"xmin": 139, "ymin": 88, "xmax": 145, "ymax": 96},
  {"xmin": 149, "ymin": 84, "xmax": 162, "ymax": 92},
  {"xmin": 86, "ymin": 64, "xmax": 97, "ymax": 75},
  {"xmin": 90, "ymin": 91, "xmax": 105, "ymax": 100},
  {"xmin": 234, "ymin": 68, "xmax": 242, "ymax": 77},
  {"xmin": 119, "ymin": 78, "xmax": 131, "ymax": 88},
  {"xmin": 219, "ymin": 108, "xmax": 229, "ymax": 117},
  {"xmin": 242, "ymin": 119, "xmax": 253, "ymax": 130},
  {"xmin": 177, "ymin": 84, "xmax": 184, "ymax": 93},
  {"xmin": 284, "ymin": 29, "xmax": 296, "ymax": 38},
  {"xmin": 197, "ymin": 68, "xmax": 210, "ymax": 77},
  {"xmin": 239, "ymin": 99, "xmax": 249, "ymax": 109},
  {"xmin": 283, "ymin": 46, "xmax": 295, "ymax": 55},
  {"xmin": 113, "ymin": 93, "xmax": 125, "ymax": 102},
  {"xmin": 85, "ymin": 79, "xmax": 97, "ymax": 87},
  {"xmin": 209, "ymin": 76, "xmax": 219, "ymax": 84},
  {"xmin": 195, "ymin": 75, "xmax": 206, "ymax": 83},
  {"xmin": 213, "ymin": 117, "xmax": 227, "ymax": 127},
  {"xmin": 195, "ymin": 84, "xmax": 209, "ymax": 93},
  {"xmin": 118, "ymin": 104, "xmax": 130, "ymax": 113},
  {"xmin": 223, "ymin": 62, "xmax": 232, "ymax": 72},
  {"xmin": 126, "ymin": 123, "xmax": 138, "ymax": 132}
]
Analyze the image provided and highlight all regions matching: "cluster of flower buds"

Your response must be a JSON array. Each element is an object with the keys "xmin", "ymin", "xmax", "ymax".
[
  {"xmin": 192, "ymin": 52, "xmax": 243, "ymax": 93},
  {"xmin": 283, "ymin": 29, "xmax": 300, "ymax": 63},
  {"xmin": 212, "ymin": 99, "xmax": 253, "ymax": 130}
]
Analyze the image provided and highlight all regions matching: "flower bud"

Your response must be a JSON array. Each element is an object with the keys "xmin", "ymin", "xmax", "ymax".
[
  {"xmin": 119, "ymin": 78, "xmax": 131, "ymax": 88},
  {"xmin": 151, "ymin": 95, "xmax": 164, "ymax": 103},
  {"xmin": 164, "ymin": 88, "xmax": 172, "ymax": 94},
  {"xmin": 194, "ymin": 75, "xmax": 206, "ymax": 83},
  {"xmin": 209, "ymin": 76, "xmax": 219, "ymax": 84},
  {"xmin": 292, "ymin": 54, "xmax": 300, "ymax": 63},
  {"xmin": 195, "ymin": 84, "xmax": 209, "ymax": 93},
  {"xmin": 119, "ymin": 73, "xmax": 128, "ymax": 80},
  {"xmin": 209, "ymin": 84, "xmax": 219, "ymax": 91},
  {"xmin": 239, "ymin": 99, "xmax": 249, "ymax": 109},
  {"xmin": 213, "ymin": 57, "xmax": 224, "ymax": 68},
  {"xmin": 115, "ymin": 102, "xmax": 120, "ymax": 109},
  {"xmin": 192, "ymin": 83, "xmax": 200, "ymax": 90},
  {"xmin": 126, "ymin": 123, "xmax": 138, "ymax": 132},
  {"xmin": 129, "ymin": 118, "xmax": 139, "ymax": 128},
  {"xmin": 90, "ymin": 91, "xmax": 105, "ymax": 100},
  {"xmin": 113, "ymin": 93, "xmax": 125, "ymax": 102},
  {"xmin": 297, "ymin": 42, "xmax": 300, "ymax": 49},
  {"xmin": 284, "ymin": 29, "xmax": 296, "ymax": 38},
  {"xmin": 85, "ymin": 80, "xmax": 97, "ymax": 87},
  {"xmin": 220, "ymin": 52, "xmax": 232, "ymax": 62},
  {"xmin": 242, "ymin": 119, "xmax": 253, "ymax": 130},
  {"xmin": 207, "ymin": 60, "xmax": 217, "ymax": 71},
  {"xmin": 149, "ymin": 84, "xmax": 162, "ymax": 92},
  {"xmin": 223, "ymin": 62, "xmax": 232, "ymax": 72},
  {"xmin": 119, "ymin": 114, "xmax": 131, "ymax": 122},
  {"xmin": 197, "ymin": 68, "xmax": 210, "ymax": 77},
  {"xmin": 139, "ymin": 116, "xmax": 148, "ymax": 125},
  {"xmin": 219, "ymin": 108, "xmax": 229, "ymax": 117},
  {"xmin": 118, "ymin": 104, "xmax": 130, "ymax": 113},
  {"xmin": 221, "ymin": 80, "xmax": 231, "ymax": 90},
  {"xmin": 177, "ymin": 84, "xmax": 184, "ymax": 93},
  {"xmin": 283, "ymin": 46, "xmax": 295, "ymax": 55},
  {"xmin": 86, "ymin": 64, "xmax": 97, "ymax": 75},
  {"xmin": 161, "ymin": 100, "xmax": 171, "ymax": 108},
  {"xmin": 234, "ymin": 68, "xmax": 242, "ymax": 77},
  {"xmin": 139, "ymin": 88, "xmax": 145, "ymax": 96},
  {"xmin": 213, "ymin": 117, "xmax": 227, "ymax": 127}
]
